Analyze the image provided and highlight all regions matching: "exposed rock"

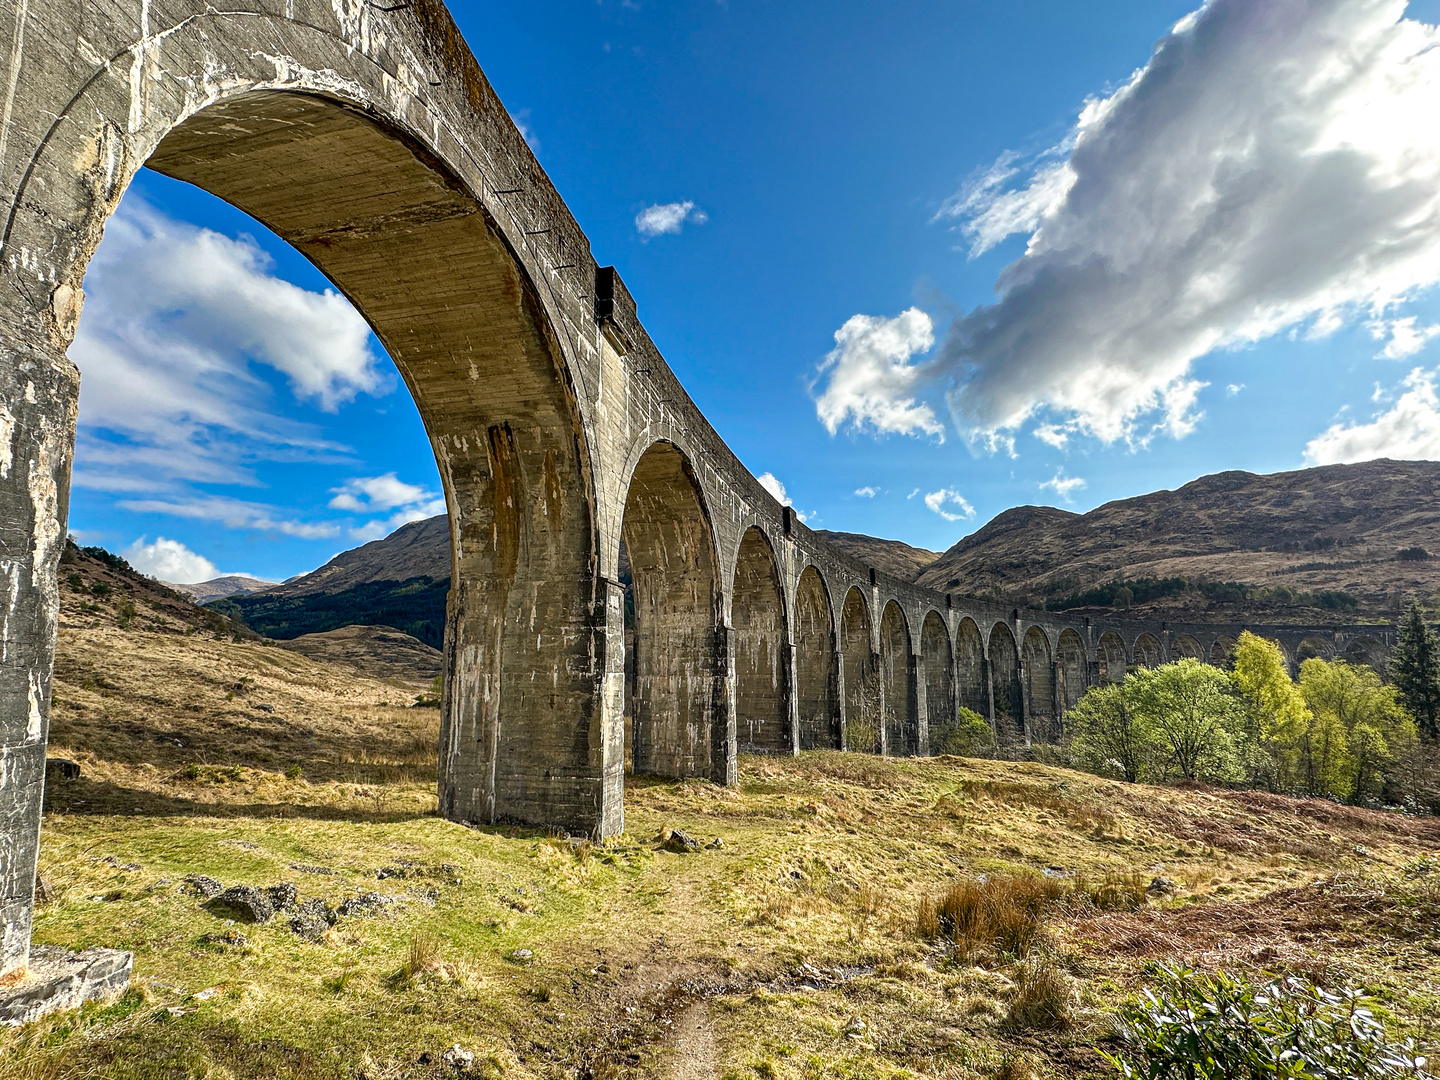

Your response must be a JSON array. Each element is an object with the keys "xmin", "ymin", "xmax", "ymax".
[
  {"xmin": 267, "ymin": 883, "xmax": 299, "ymax": 912},
  {"xmin": 45, "ymin": 758, "xmax": 80, "ymax": 782},
  {"xmin": 1147, "ymin": 877, "xmax": 1175, "ymax": 895},
  {"xmin": 658, "ymin": 827, "xmax": 701, "ymax": 853},
  {"xmin": 440, "ymin": 1044, "xmax": 475, "ymax": 1071},
  {"xmin": 184, "ymin": 874, "xmax": 223, "ymax": 899},
  {"xmin": 209, "ymin": 885, "xmax": 275, "ymax": 924},
  {"xmin": 705, "ymin": 837, "xmax": 724, "ymax": 851},
  {"xmin": 0, "ymin": 946, "xmax": 132, "ymax": 1026},
  {"xmin": 509, "ymin": 948, "xmax": 533, "ymax": 963},
  {"xmin": 289, "ymin": 898, "xmax": 337, "ymax": 943},
  {"xmin": 336, "ymin": 891, "xmax": 396, "ymax": 917}
]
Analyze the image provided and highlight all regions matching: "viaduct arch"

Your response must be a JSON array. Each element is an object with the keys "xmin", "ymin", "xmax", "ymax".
[{"xmin": 0, "ymin": 0, "xmax": 1407, "ymax": 984}]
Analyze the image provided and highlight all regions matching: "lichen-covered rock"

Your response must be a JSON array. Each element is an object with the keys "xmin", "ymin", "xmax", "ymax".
[
  {"xmin": 209, "ymin": 885, "xmax": 274, "ymax": 924},
  {"xmin": 184, "ymin": 874, "xmax": 223, "ymax": 899},
  {"xmin": 289, "ymin": 898, "xmax": 337, "ymax": 942},
  {"xmin": 336, "ymin": 891, "xmax": 396, "ymax": 918},
  {"xmin": 266, "ymin": 883, "xmax": 299, "ymax": 912}
]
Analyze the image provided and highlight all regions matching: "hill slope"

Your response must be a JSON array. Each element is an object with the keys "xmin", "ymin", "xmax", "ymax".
[
  {"xmin": 28, "ymin": 584, "xmax": 1440, "ymax": 1078},
  {"xmin": 917, "ymin": 459, "xmax": 1440, "ymax": 619},
  {"xmin": 813, "ymin": 529, "xmax": 941, "ymax": 579},
  {"xmin": 166, "ymin": 575, "xmax": 278, "ymax": 603}
]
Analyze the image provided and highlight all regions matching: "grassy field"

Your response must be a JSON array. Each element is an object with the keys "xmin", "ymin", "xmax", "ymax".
[{"xmin": 4, "ymin": 578, "xmax": 1438, "ymax": 1079}]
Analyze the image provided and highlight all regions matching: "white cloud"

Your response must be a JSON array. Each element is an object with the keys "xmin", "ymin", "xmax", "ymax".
[
  {"xmin": 854, "ymin": 486, "xmax": 879, "ymax": 498},
  {"xmin": 813, "ymin": 309, "xmax": 942, "ymax": 439},
  {"xmin": 510, "ymin": 108, "xmax": 540, "ymax": 150},
  {"xmin": 1305, "ymin": 367, "xmax": 1440, "ymax": 464},
  {"xmin": 123, "ymin": 536, "xmax": 221, "ymax": 584},
  {"xmin": 1227, "ymin": 383, "xmax": 1246, "ymax": 396},
  {"xmin": 635, "ymin": 201, "xmax": 708, "ymax": 239},
  {"xmin": 1371, "ymin": 316, "xmax": 1440, "ymax": 359},
  {"xmin": 1033, "ymin": 423, "xmax": 1071, "ymax": 449},
  {"xmin": 69, "ymin": 200, "xmax": 387, "ymax": 492},
  {"xmin": 116, "ymin": 496, "xmax": 339, "ymax": 540},
  {"xmin": 329, "ymin": 474, "xmax": 431, "ymax": 512},
  {"xmin": 757, "ymin": 472, "xmax": 810, "ymax": 522},
  {"xmin": 923, "ymin": 488, "xmax": 975, "ymax": 522},
  {"xmin": 907, "ymin": 488, "xmax": 920, "ymax": 499},
  {"xmin": 1039, "ymin": 470, "xmax": 1087, "ymax": 502},
  {"xmin": 924, "ymin": 0, "xmax": 1440, "ymax": 448}
]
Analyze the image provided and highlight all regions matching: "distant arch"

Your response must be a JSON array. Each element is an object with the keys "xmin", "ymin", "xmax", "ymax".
[
  {"xmin": 1134, "ymin": 633, "xmax": 1162, "ymax": 670},
  {"xmin": 1173, "ymin": 634, "xmax": 1204, "ymax": 662},
  {"xmin": 1209, "ymin": 635, "xmax": 1238, "ymax": 669},
  {"xmin": 1296, "ymin": 636, "xmax": 1336, "ymax": 666},
  {"xmin": 732, "ymin": 527, "xmax": 789, "ymax": 754},
  {"xmin": 623, "ymin": 441, "xmax": 726, "ymax": 780},
  {"xmin": 840, "ymin": 588, "xmax": 878, "ymax": 752},
  {"xmin": 880, "ymin": 602, "xmax": 918, "ymax": 756},
  {"xmin": 1022, "ymin": 627, "xmax": 1056, "ymax": 741},
  {"xmin": 1099, "ymin": 631, "xmax": 1127, "ymax": 683},
  {"xmin": 921, "ymin": 612, "xmax": 955, "ymax": 755},
  {"xmin": 988, "ymin": 623, "xmax": 1023, "ymax": 739},
  {"xmin": 1057, "ymin": 629, "xmax": 1086, "ymax": 712},
  {"xmin": 794, "ymin": 567, "xmax": 839, "ymax": 749},
  {"xmin": 955, "ymin": 617, "xmax": 988, "ymax": 716},
  {"xmin": 1342, "ymin": 635, "xmax": 1388, "ymax": 674}
]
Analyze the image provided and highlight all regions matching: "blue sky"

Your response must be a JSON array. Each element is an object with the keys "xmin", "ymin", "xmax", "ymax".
[{"xmin": 68, "ymin": 0, "xmax": 1440, "ymax": 583}]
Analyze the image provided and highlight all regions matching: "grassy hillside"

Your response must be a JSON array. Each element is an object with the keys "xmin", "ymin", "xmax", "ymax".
[
  {"xmin": 8, "ymin": 584, "xmax": 1437, "ymax": 1078},
  {"xmin": 918, "ymin": 459, "xmax": 1440, "ymax": 620}
]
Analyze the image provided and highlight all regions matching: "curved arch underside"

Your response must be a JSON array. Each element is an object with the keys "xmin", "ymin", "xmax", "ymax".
[
  {"xmin": 1057, "ymin": 629, "xmax": 1086, "ymax": 712},
  {"xmin": 989, "ymin": 623, "xmax": 1022, "ymax": 739},
  {"xmin": 921, "ymin": 612, "xmax": 955, "ymax": 754},
  {"xmin": 622, "ymin": 443, "xmax": 726, "ymax": 781},
  {"xmin": 880, "ymin": 602, "xmax": 917, "ymax": 756},
  {"xmin": 733, "ymin": 529, "xmax": 790, "ymax": 754},
  {"xmin": 840, "ymin": 588, "xmax": 877, "ymax": 753},
  {"xmin": 149, "ymin": 91, "xmax": 602, "ymax": 831},
  {"xmin": 794, "ymin": 568, "xmax": 840, "ymax": 750},
  {"xmin": 1022, "ymin": 627, "xmax": 1055, "ymax": 741},
  {"xmin": 955, "ymin": 619, "xmax": 987, "ymax": 717}
]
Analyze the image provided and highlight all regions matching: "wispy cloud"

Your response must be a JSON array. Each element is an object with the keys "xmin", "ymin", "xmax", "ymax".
[
  {"xmin": 923, "ymin": 488, "xmax": 974, "ymax": 522},
  {"xmin": 1039, "ymin": 470, "xmax": 1087, "ymax": 502},
  {"xmin": 757, "ymin": 472, "xmax": 809, "ymax": 522},
  {"xmin": 635, "ymin": 201, "xmax": 708, "ymax": 239},
  {"xmin": 116, "ymin": 496, "xmax": 339, "ymax": 540},
  {"xmin": 854, "ymin": 486, "xmax": 879, "ymax": 498},
  {"xmin": 69, "ymin": 199, "xmax": 387, "ymax": 493},
  {"xmin": 1305, "ymin": 367, "xmax": 1440, "ymax": 465},
  {"xmin": 330, "ymin": 473, "xmax": 447, "ymax": 540}
]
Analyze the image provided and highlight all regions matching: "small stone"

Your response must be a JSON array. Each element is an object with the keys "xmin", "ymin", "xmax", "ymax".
[
  {"xmin": 192, "ymin": 987, "xmax": 219, "ymax": 1001},
  {"xmin": 661, "ymin": 828, "xmax": 701, "ymax": 853},
  {"xmin": 1353, "ymin": 844, "xmax": 1371, "ymax": 858},
  {"xmin": 45, "ymin": 758, "xmax": 81, "ymax": 782},
  {"xmin": 1147, "ymin": 876, "xmax": 1175, "ymax": 895},
  {"xmin": 184, "ymin": 874, "xmax": 223, "ymax": 899},
  {"xmin": 209, "ymin": 885, "xmax": 275, "ymax": 924},
  {"xmin": 336, "ymin": 891, "xmax": 395, "ymax": 917},
  {"xmin": 440, "ymin": 1044, "xmax": 475, "ymax": 1071},
  {"xmin": 510, "ymin": 948, "xmax": 534, "ymax": 963},
  {"xmin": 705, "ymin": 837, "xmax": 724, "ymax": 850}
]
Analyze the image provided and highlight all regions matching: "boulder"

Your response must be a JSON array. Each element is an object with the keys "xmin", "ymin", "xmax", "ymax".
[
  {"xmin": 210, "ymin": 885, "xmax": 275, "ymax": 924},
  {"xmin": 289, "ymin": 898, "xmax": 337, "ymax": 942},
  {"xmin": 184, "ymin": 874, "xmax": 223, "ymax": 899}
]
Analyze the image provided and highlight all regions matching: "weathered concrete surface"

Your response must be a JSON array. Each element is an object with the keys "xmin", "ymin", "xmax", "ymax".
[
  {"xmin": 0, "ymin": 0, "xmax": 1402, "ymax": 988},
  {"xmin": 0, "ymin": 945, "xmax": 132, "ymax": 1026}
]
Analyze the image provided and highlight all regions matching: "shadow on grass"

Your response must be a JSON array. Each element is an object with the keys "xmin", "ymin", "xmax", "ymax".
[{"xmin": 43, "ymin": 776, "xmax": 434, "ymax": 825}]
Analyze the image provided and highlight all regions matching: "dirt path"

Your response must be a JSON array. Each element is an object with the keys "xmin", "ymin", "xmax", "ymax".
[{"xmin": 669, "ymin": 1002, "xmax": 717, "ymax": 1080}]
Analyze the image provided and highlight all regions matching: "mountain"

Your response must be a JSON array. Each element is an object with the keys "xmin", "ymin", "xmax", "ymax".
[
  {"xmin": 275, "ymin": 624, "xmax": 443, "ymax": 685},
  {"xmin": 216, "ymin": 516, "xmax": 451, "ymax": 647},
  {"xmin": 813, "ymin": 530, "xmax": 941, "ymax": 580},
  {"xmin": 915, "ymin": 459, "xmax": 1440, "ymax": 620},
  {"xmin": 267, "ymin": 515, "xmax": 451, "ymax": 596},
  {"xmin": 166, "ymin": 574, "xmax": 278, "ymax": 604}
]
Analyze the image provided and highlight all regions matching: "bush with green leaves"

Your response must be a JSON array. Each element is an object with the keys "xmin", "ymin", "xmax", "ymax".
[
  {"xmin": 930, "ymin": 705, "xmax": 996, "ymax": 756},
  {"xmin": 1108, "ymin": 965, "xmax": 1429, "ymax": 1079}
]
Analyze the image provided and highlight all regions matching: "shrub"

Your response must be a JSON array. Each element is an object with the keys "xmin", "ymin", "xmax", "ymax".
[
  {"xmin": 931, "ymin": 706, "xmax": 996, "ymax": 756},
  {"xmin": 1004, "ymin": 951, "xmax": 1072, "ymax": 1031},
  {"xmin": 1399, "ymin": 546, "xmax": 1431, "ymax": 562},
  {"xmin": 90, "ymin": 581, "xmax": 111, "ymax": 598},
  {"xmin": 918, "ymin": 872, "xmax": 1064, "ymax": 958},
  {"xmin": 1108, "ymin": 965, "xmax": 1429, "ymax": 1079},
  {"xmin": 116, "ymin": 599, "xmax": 136, "ymax": 629}
]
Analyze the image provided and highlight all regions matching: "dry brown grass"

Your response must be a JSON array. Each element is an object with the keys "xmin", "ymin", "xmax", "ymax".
[{"xmin": 918, "ymin": 872, "xmax": 1065, "ymax": 958}]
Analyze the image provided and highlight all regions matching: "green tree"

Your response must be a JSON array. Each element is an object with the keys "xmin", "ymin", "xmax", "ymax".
[
  {"xmin": 1299, "ymin": 657, "xmax": 1416, "ymax": 804},
  {"xmin": 1127, "ymin": 659, "xmax": 1245, "ymax": 782},
  {"xmin": 1229, "ymin": 631, "xmax": 1310, "ymax": 789},
  {"xmin": 1065, "ymin": 682, "xmax": 1153, "ymax": 782},
  {"xmin": 1391, "ymin": 599, "xmax": 1440, "ymax": 741}
]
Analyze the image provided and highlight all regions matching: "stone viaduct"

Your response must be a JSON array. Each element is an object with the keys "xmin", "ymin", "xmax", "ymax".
[{"xmin": 0, "ymin": 0, "xmax": 1398, "ymax": 984}]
